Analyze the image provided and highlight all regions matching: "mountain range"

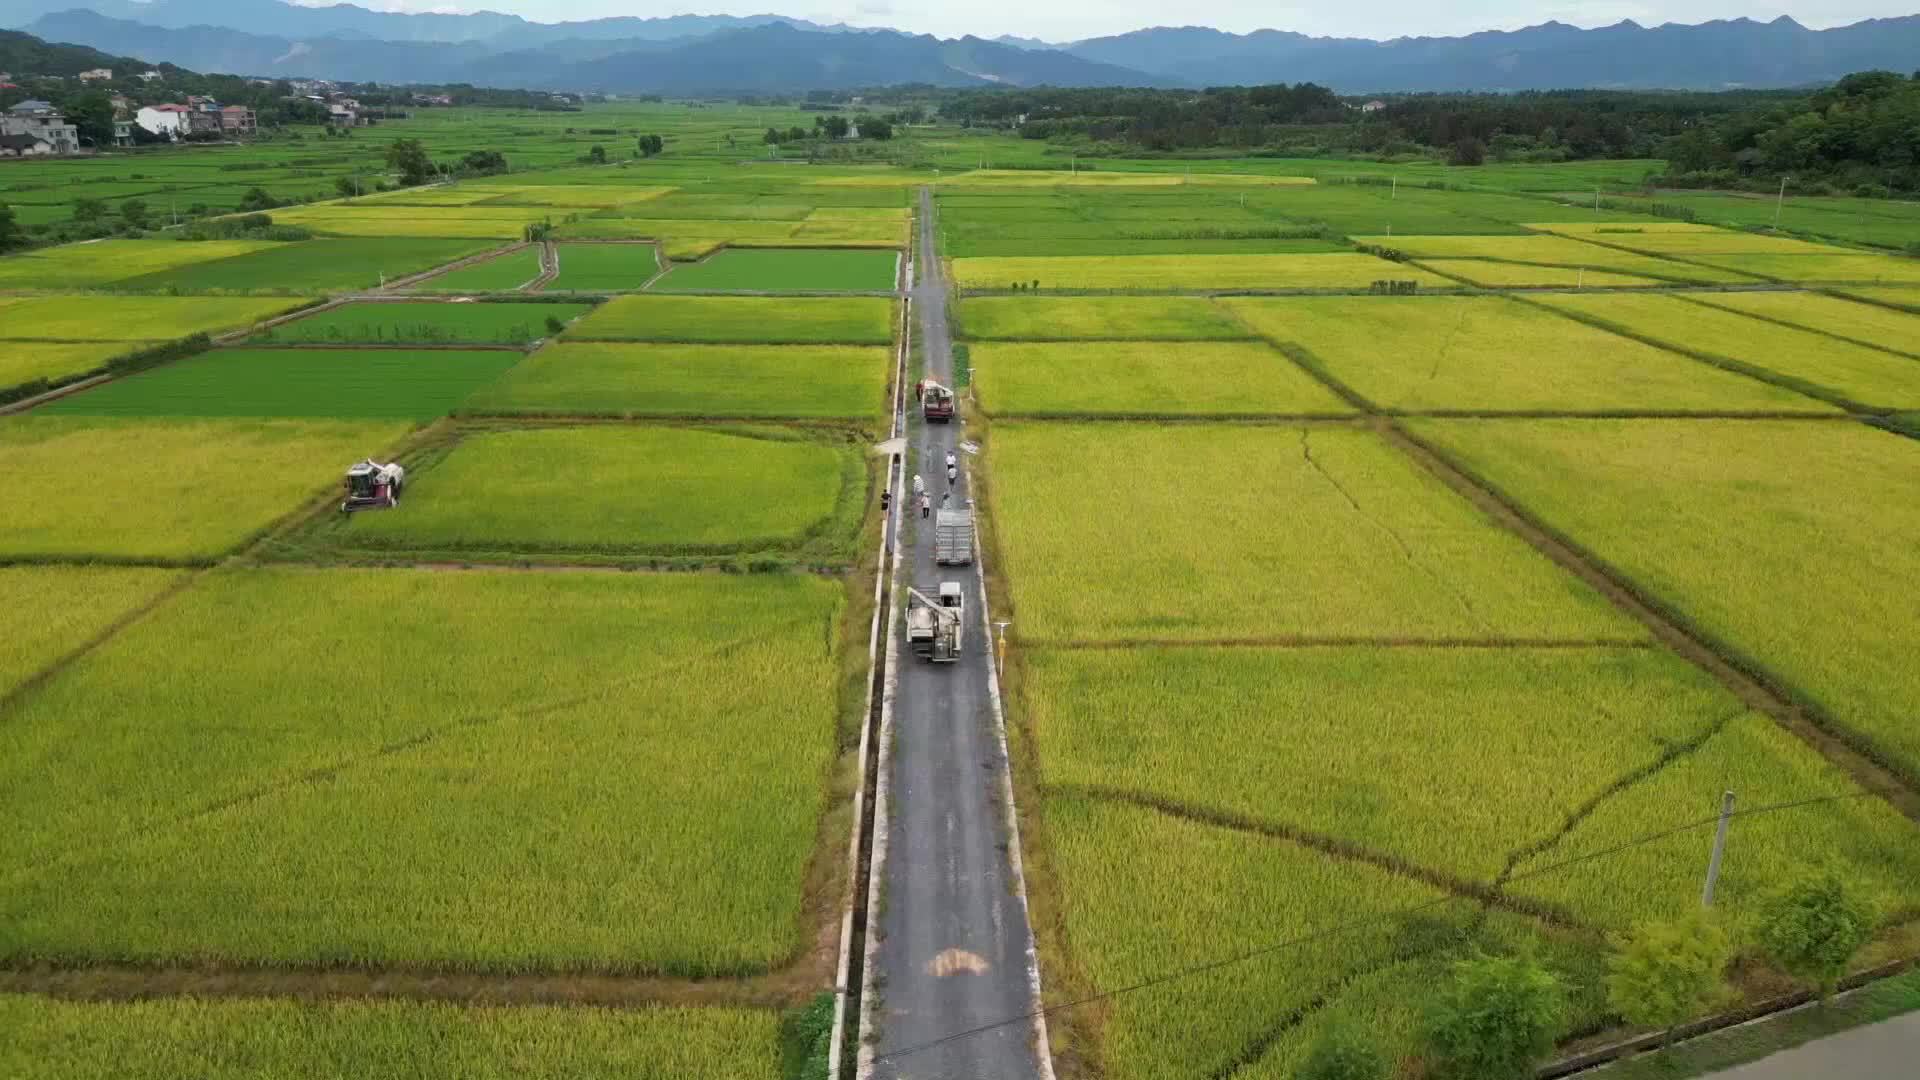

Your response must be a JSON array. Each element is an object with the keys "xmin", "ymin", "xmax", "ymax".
[{"xmin": 5, "ymin": 0, "xmax": 1919, "ymax": 94}]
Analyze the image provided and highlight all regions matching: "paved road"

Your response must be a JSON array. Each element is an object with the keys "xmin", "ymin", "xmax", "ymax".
[
  {"xmin": 867, "ymin": 188, "xmax": 1043, "ymax": 1079},
  {"xmin": 1702, "ymin": 1010, "xmax": 1920, "ymax": 1080}
]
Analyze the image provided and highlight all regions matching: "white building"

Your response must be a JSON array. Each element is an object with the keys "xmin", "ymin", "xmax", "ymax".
[
  {"xmin": 78, "ymin": 67, "xmax": 113, "ymax": 81},
  {"xmin": 0, "ymin": 133, "xmax": 54, "ymax": 156},
  {"xmin": 135, "ymin": 103, "xmax": 190, "ymax": 137},
  {"xmin": 1, "ymin": 100, "xmax": 79, "ymax": 154}
]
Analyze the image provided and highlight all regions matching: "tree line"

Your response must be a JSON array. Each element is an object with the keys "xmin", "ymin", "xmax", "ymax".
[{"xmin": 935, "ymin": 77, "xmax": 1920, "ymax": 194}]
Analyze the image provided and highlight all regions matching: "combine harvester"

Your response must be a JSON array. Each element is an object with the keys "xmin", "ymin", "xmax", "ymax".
[
  {"xmin": 341, "ymin": 459, "xmax": 406, "ymax": 512},
  {"xmin": 917, "ymin": 380, "xmax": 955, "ymax": 422},
  {"xmin": 905, "ymin": 583, "xmax": 965, "ymax": 663}
]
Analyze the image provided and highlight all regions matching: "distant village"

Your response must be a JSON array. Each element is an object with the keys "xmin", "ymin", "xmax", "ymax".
[{"xmin": 0, "ymin": 69, "xmax": 488, "ymax": 158}]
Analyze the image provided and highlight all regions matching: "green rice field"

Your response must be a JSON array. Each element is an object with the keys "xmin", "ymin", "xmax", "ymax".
[
  {"xmin": 546, "ymin": 243, "xmax": 661, "ymax": 291},
  {"xmin": 334, "ymin": 425, "xmax": 856, "ymax": 555},
  {"xmin": 565, "ymin": 294, "xmax": 895, "ymax": 343},
  {"xmin": 650, "ymin": 247, "xmax": 899, "ymax": 292},
  {"xmin": 410, "ymin": 247, "xmax": 544, "ymax": 292},
  {"xmin": 467, "ymin": 342, "xmax": 889, "ymax": 421},
  {"xmin": 252, "ymin": 301, "xmax": 591, "ymax": 345},
  {"xmin": 42, "ymin": 347, "xmax": 523, "ymax": 419}
]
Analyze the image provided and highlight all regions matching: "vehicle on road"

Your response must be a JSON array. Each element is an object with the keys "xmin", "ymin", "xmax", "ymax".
[
  {"xmin": 905, "ymin": 582, "xmax": 965, "ymax": 662},
  {"xmin": 918, "ymin": 379, "xmax": 956, "ymax": 422},
  {"xmin": 935, "ymin": 508, "xmax": 974, "ymax": 565}
]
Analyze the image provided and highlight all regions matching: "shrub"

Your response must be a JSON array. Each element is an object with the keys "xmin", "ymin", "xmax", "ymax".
[
  {"xmin": 1605, "ymin": 911, "xmax": 1731, "ymax": 1043},
  {"xmin": 1422, "ymin": 951, "xmax": 1567, "ymax": 1080},
  {"xmin": 1298, "ymin": 1019, "xmax": 1389, "ymax": 1080},
  {"xmin": 1757, "ymin": 868, "xmax": 1876, "ymax": 1000}
]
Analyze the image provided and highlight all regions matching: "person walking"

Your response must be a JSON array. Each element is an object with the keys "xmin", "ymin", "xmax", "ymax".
[
  {"xmin": 880, "ymin": 488, "xmax": 891, "ymax": 514},
  {"xmin": 920, "ymin": 493, "xmax": 931, "ymax": 519},
  {"xmin": 912, "ymin": 473, "xmax": 924, "ymax": 499},
  {"xmin": 946, "ymin": 463, "xmax": 958, "ymax": 487}
]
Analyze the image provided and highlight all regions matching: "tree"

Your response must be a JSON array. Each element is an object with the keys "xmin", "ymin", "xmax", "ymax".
[
  {"xmin": 821, "ymin": 115, "xmax": 850, "ymax": 139},
  {"xmin": 585, "ymin": 144, "xmax": 607, "ymax": 164},
  {"xmin": 71, "ymin": 196, "xmax": 107, "ymax": 223},
  {"xmin": 386, "ymin": 137, "xmax": 434, "ymax": 186},
  {"xmin": 0, "ymin": 203, "xmax": 23, "ymax": 251},
  {"xmin": 1605, "ymin": 912, "xmax": 1731, "ymax": 1044},
  {"xmin": 460, "ymin": 149, "xmax": 507, "ymax": 174},
  {"xmin": 237, "ymin": 187, "xmax": 278, "ymax": 212},
  {"xmin": 1422, "ymin": 952, "xmax": 1567, "ymax": 1080},
  {"xmin": 764, "ymin": 126, "xmax": 781, "ymax": 144},
  {"xmin": 1758, "ymin": 869, "xmax": 1876, "ymax": 1000},
  {"xmin": 1297, "ymin": 1020, "xmax": 1388, "ymax": 1080},
  {"xmin": 119, "ymin": 198, "xmax": 149, "ymax": 229},
  {"xmin": 637, "ymin": 133, "xmax": 664, "ymax": 156},
  {"xmin": 1449, "ymin": 136, "xmax": 1488, "ymax": 166},
  {"xmin": 863, "ymin": 117, "xmax": 894, "ymax": 140},
  {"xmin": 334, "ymin": 175, "xmax": 362, "ymax": 198},
  {"xmin": 62, "ymin": 89, "xmax": 114, "ymax": 147}
]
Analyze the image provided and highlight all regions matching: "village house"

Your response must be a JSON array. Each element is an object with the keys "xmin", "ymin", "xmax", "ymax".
[
  {"xmin": 78, "ymin": 67, "xmax": 113, "ymax": 82},
  {"xmin": 1361, "ymin": 100, "xmax": 1388, "ymax": 113},
  {"xmin": 135, "ymin": 102, "xmax": 189, "ymax": 138},
  {"xmin": 219, "ymin": 104, "xmax": 256, "ymax": 135},
  {"xmin": 327, "ymin": 103, "xmax": 362, "ymax": 127},
  {"xmin": 0, "ymin": 132, "xmax": 54, "ymax": 157},
  {"xmin": 136, "ymin": 70, "xmax": 162, "ymax": 82},
  {"xmin": 109, "ymin": 92, "xmax": 132, "ymax": 113},
  {"xmin": 1, "ymin": 100, "xmax": 80, "ymax": 154},
  {"xmin": 112, "ymin": 118, "xmax": 133, "ymax": 146}
]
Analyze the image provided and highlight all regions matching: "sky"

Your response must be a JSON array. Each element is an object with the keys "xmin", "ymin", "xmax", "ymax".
[{"xmin": 331, "ymin": 0, "xmax": 1919, "ymax": 41}]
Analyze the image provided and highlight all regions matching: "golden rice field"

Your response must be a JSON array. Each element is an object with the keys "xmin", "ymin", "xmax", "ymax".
[
  {"xmin": 1532, "ymin": 292, "xmax": 1920, "ymax": 406},
  {"xmin": 0, "ymin": 994, "xmax": 785, "ymax": 1079},
  {"xmin": 971, "ymin": 340, "xmax": 1351, "ymax": 417},
  {"xmin": 0, "ymin": 238, "xmax": 282, "ymax": 289},
  {"xmin": 1410, "ymin": 418, "xmax": 1920, "ymax": 785},
  {"xmin": 987, "ymin": 421, "xmax": 1636, "ymax": 644},
  {"xmin": 0, "ymin": 566, "xmax": 181, "ymax": 696},
  {"xmin": 0, "ymin": 296, "xmax": 306, "ymax": 340},
  {"xmin": 951, "ymin": 253, "xmax": 1452, "ymax": 291},
  {"xmin": 1416, "ymin": 260, "xmax": 1665, "ymax": 287},
  {"xmin": 1685, "ymin": 291, "xmax": 1920, "ymax": 355},
  {"xmin": 1224, "ymin": 295, "xmax": 1830, "ymax": 413},
  {"xmin": 0, "ymin": 417, "xmax": 411, "ymax": 562},
  {"xmin": 0, "ymin": 569, "xmax": 844, "ymax": 975},
  {"xmin": 1684, "ymin": 253, "xmax": 1920, "ymax": 284},
  {"xmin": 0, "ymin": 341, "xmax": 155, "ymax": 390},
  {"xmin": 958, "ymin": 295, "xmax": 1253, "ymax": 340}
]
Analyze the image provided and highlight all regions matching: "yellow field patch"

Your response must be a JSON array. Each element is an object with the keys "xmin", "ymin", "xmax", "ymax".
[{"xmin": 951, "ymin": 253, "xmax": 1450, "ymax": 291}]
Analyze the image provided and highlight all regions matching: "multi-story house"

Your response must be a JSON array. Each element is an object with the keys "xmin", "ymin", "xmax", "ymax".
[{"xmin": 0, "ymin": 100, "xmax": 80, "ymax": 154}]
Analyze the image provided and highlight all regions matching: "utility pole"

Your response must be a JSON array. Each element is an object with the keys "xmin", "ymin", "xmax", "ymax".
[
  {"xmin": 1773, "ymin": 176, "xmax": 1790, "ymax": 229},
  {"xmin": 1701, "ymin": 790, "xmax": 1736, "ymax": 907},
  {"xmin": 1391, "ymin": 175, "xmax": 1397, "ymax": 200},
  {"xmin": 993, "ymin": 621, "xmax": 1011, "ymax": 678},
  {"xmin": 1594, "ymin": 184, "xmax": 1600, "ymax": 212}
]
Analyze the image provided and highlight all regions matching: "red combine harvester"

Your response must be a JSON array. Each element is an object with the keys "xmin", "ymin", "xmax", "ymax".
[
  {"xmin": 917, "ymin": 379, "xmax": 955, "ymax": 422},
  {"xmin": 341, "ymin": 459, "xmax": 406, "ymax": 512}
]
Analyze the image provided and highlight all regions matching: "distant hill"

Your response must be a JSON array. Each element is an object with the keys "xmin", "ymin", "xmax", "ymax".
[
  {"xmin": 0, "ymin": 22, "xmax": 144, "ymax": 73},
  {"xmin": 12, "ymin": 2, "xmax": 1920, "ymax": 93},
  {"xmin": 1064, "ymin": 17, "xmax": 1920, "ymax": 91},
  {"xmin": 20, "ymin": 11, "xmax": 1176, "ymax": 89}
]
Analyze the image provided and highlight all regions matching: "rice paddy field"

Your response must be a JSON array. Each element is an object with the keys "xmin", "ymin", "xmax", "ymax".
[
  {"xmin": 929, "ymin": 167, "xmax": 1920, "ymax": 1079},
  {"xmin": 1, "ymin": 134, "xmax": 916, "ymax": 1073},
  {"xmin": 11, "ymin": 110, "xmax": 1920, "ymax": 1077},
  {"xmin": 41, "ymin": 347, "xmax": 523, "ymax": 419},
  {"xmin": 468, "ymin": 342, "xmax": 891, "ymax": 421},
  {"xmin": 251, "ymin": 301, "xmax": 592, "ymax": 345},
  {"xmin": 649, "ymin": 247, "xmax": 900, "ymax": 292},
  {"xmin": 546, "ymin": 242, "xmax": 662, "ymax": 291}
]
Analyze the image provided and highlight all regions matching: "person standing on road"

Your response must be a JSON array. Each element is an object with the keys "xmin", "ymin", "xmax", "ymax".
[
  {"xmin": 912, "ymin": 473, "xmax": 924, "ymax": 499},
  {"xmin": 946, "ymin": 463, "xmax": 958, "ymax": 487},
  {"xmin": 920, "ymin": 493, "xmax": 931, "ymax": 519},
  {"xmin": 880, "ymin": 488, "xmax": 891, "ymax": 514}
]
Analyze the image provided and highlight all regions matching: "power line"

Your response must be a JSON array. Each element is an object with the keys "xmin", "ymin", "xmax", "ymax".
[{"xmin": 870, "ymin": 789, "xmax": 1880, "ymax": 1066}]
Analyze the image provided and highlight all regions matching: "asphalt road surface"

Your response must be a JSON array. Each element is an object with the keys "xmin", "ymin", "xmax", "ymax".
[
  {"xmin": 1702, "ymin": 1010, "xmax": 1920, "ymax": 1080},
  {"xmin": 867, "ymin": 188, "xmax": 1044, "ymax": 1080}
]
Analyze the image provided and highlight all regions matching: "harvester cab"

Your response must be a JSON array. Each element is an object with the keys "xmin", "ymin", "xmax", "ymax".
[{"xmin": 342, "ymin": 459, "xmax": 406, "ymax": 513}]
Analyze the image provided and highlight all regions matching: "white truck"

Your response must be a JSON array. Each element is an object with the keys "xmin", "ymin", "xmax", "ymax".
[
  {"xmin": 934, "ymin": 508, "xmax": 974, "ymax": 565},
  {"xmin": 905, "ymin": 583, "xmax": 965, "ymax": 663}
]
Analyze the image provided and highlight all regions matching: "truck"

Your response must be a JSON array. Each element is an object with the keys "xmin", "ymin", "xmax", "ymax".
[
  {"xmin": 934, "ymin": 508, "xmax": 974, "ymax": 565},
  {"xmin": 917, "ymin": 379, "xmax": 955, "ymax": 422},
  {"xmin": 904, "ymin": 582, "xmax": 965, "ymax": 663}
]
